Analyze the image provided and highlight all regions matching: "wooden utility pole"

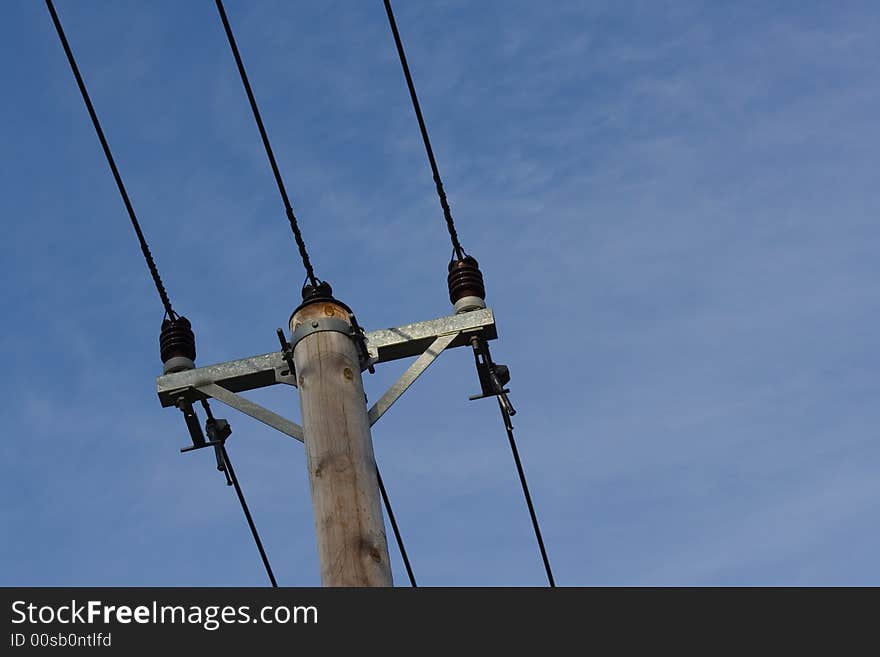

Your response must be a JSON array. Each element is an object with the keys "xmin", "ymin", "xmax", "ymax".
[{"xmin": 290, "ymin": 300, "xmax": 393, "ymax": 587}]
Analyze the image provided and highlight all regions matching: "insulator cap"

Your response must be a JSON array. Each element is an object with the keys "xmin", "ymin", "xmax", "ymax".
[
  {"xmin": 290, "ymin": 280, "xmax": 354, "ymax": 324},
  {"xmin": 301, "ymin": 281, "xmax": 334, "ymax": 303},
  {"xmin": 447, "ymin": 256, "xmax": 486, "ymax": 305},
  {"xmin": 160, "ymin": 316, "xmax": 196, "ymax": 364}
]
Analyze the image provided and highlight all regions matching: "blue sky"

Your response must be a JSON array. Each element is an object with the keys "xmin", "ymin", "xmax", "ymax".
[{"xmin": 2, "ymin": 0, "xmax": 879, "ymax": 586}]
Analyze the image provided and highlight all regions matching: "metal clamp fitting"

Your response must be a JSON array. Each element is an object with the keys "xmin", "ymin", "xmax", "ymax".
[
  {"xmin": 289, "ymin": 317, "xmax": 357, "ymax": 351},
  {"xmin": 289, "ymin": 316, "xmax": 375, "ymax": 373}
]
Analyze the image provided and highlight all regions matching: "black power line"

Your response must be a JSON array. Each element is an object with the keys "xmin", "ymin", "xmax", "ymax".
[
  {"xmin": 214, "ymin": 0, "xmax": 320, "ymax": 288},
  {"xmin": 220, "ymin": 445, "xmax": 278, "ymax": 587},
  {"xmin": 497, "ymin": 400, "xmax": 555, "ymax": 587},
  {"xmin": 383, "ymin": 1, "xmax": 555, "ymax": 586},
  {"xmin": 376, "ymin": 468, "xmax": 417, "ymax": 587},
  {"xmin": 47, "ymin": 0, "xmax": 278, "ymax": 587},
  {"xmin": 216, "ymin": 0, "xmax": 419, "ymax": 586},
  {"xmin": 383, "ymin": 0, "xmax": 466, "ymax": 261},
  {"xmin": 202, "ymin": 400, "xmax": 278, "ymax": 587},
  {"xmin": 46, "ymin": 0, "xmax": 176, "ymax": 319}
]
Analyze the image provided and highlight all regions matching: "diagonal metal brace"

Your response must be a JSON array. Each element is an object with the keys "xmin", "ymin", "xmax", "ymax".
[
  {"xmin": 368, "ymin": 332, "xmax": 458, "ymax": 426},
  {"xmin": 196, "ymin": 382, "xmax": 304, "ymax": 442}
]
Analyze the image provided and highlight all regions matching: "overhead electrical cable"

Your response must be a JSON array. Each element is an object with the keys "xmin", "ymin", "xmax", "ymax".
[
  {"xmin": 383, "ymin": 0, "xmax": 556, "ymax": 587},
  {"xmin": 220, "ymin": 446, "xmax": 279, "ymax": 587},
  {"xmin": 382, "ymin": 0, "xmax": 466, "ymax": 260},
  {"xmin": 46, "ymin": 0, "xmax": 176, "ymax": 319},
  {"xmin": 376, "ymin": 469, "xmax": 418, "ymax": 587},
  {"xmin": 497, "ymin": 400, "xmax": 555, "ymax": 586},
  {"xmin": 214, "ymin": 0, "xmax": 320, "ymax": 288},
  {"xmin": 215, "ymin": 0, "xmax": 417, "ymax": 586},
  {"xmin": 47, "ymin": 0, "xmax": 278, "ymax": 587},
  {"xmin": 202, "ymin": 400, "xmax": 278, "ymax": 587}
]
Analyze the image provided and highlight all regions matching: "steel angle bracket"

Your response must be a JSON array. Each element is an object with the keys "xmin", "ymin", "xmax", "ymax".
[
  {"xmin": 157, "ymin": 351, "xmax": 297, "ymax": 408},
  {"xmin": 368, "ymin": 332, "xmax": 457, "ymax": 426},
  {"xmin": 156, "ymin": 308, "xmax": 497, "ymax": 439},
  {"xmin": 197, "ymin": 382, "xmax": 304, "ymax": 442},
  {"xmin": 363, "ymin": 308, "xmax": 496, "ymax": 364},
  {"xmin": 366, "ymin": 309, "xmax": 498, "ymax": 426}
]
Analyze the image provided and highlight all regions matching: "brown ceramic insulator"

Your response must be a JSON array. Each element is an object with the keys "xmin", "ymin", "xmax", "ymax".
[
  {"xmin": 159, "ymin": 316, "xmax": 196, "ymax": 363},
  {"xmin": 447, "ymin": 256, "xmax": 486, "ymax": 304}
]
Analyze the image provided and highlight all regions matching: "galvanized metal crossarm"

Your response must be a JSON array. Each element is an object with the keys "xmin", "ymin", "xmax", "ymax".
[{"xmin": 156, "ymin": 309, "xmax": 496, "ymax": 409}]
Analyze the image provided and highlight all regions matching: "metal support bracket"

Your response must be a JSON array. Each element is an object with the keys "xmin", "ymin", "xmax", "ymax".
[
  {"xmin": 196, "ymin": 382, "xmax": 304, "ymax": 442},
  {"xmin": 289, "ymin": 317, "xmax": 352, "ymax": 350},
  {"xmin": 468, "ymin": 334, "xmax": 516, "ymax": 417},
  {"xmin": 289, "ymin": 315, "xmax": 375, "ymax": 373},
  {"xmin": 368, "ymin": 332, "xmax": 458, "ymax": 426},
  {"xmin": 156, "ymin": 308, "xmax": 497, "ymax": 443},
  {"xmin": 157, "ymin": 308, "xmax": 495, "ymax": 407}
]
